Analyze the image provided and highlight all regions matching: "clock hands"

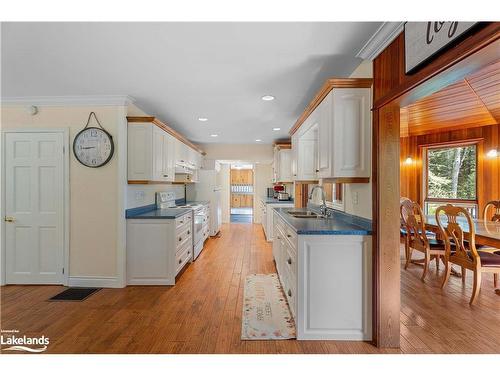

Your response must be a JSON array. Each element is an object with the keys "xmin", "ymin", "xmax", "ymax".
[{"xmin": 81, "ymin": 146, "xmax": 97, "ymax": 149}]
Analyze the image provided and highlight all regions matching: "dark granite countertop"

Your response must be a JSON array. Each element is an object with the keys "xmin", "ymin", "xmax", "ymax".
[
  {"xmin": 261, "ymin": 197, "xmax": 294, "ymax": 204},
  {"xmin": 273, "ymin": 206, "xmax": 372, "ymax": 235},
  {"xmin": 126, "ymin": 204, "xmax": 192, "ymax": 219}
]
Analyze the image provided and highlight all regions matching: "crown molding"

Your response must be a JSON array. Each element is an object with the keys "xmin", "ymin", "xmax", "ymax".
[
  {"xmin": 356, "ymin": 22, "xmax": 405, "ymax": 61},
  {"xmin": 1, "ymin": 95, "xmax": 135, "ymax": 106}
]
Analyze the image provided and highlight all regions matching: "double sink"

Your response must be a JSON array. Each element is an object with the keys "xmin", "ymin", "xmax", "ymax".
[{"xmin": 287, "ymin": 210, "xmax": 325, "ymax": 219}]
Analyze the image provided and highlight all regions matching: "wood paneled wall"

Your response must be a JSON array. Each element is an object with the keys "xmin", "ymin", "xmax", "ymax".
[
  {"xmin": 400, "ymin": 123, "xmax": 500, "ymax": 212},
  {"xmin": 372, "ymin": 22, "xmax": 499, "ymax": 349}
]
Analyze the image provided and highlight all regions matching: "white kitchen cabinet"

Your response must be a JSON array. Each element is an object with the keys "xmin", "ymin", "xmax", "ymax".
[
  {"xmin": 317, "ymin": 88, "xmax": 371, "ymax": 179},
  {"xmin": 272, "ymin": 212, "xmax": 372, "ymax": 341},
  {"xmin": 128, "ymin": 122, "xmax": 175, "ymax": 182},
  {"xmin": 175, "ymin": 139, "xmax": 189, "ymax": 166},
  {"xmin": 127, "ymin": 211, "xmax": 193, "ymax": 285},
  {"xmin": 278, "ymin": 149, "xmax": 293, "ymax": 182},
  {"xmin": 296, "ymin": 124, "xmax": 318, "ymax": 181},
  {"xmin": 261, "ymin": 198, "xmax": 294, "ymax": 242}
]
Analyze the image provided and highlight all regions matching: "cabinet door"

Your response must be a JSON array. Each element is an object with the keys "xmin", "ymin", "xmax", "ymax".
[
  {"xmin": 318, "ymin": 91, "xmax": 333, "ymax": 178},
  {"xmin": 175, "ymin": 139, "xmax": 188, "ymax": 165},
  {"xmin": 231, "ymin": 194, "xmax": 240, "ymax": 207},
  {"xmin": 291, "ymin": 134, "xmax": 298, "ymax": 180},
  {"xmin": 298, "ymin": 138, "xmax": 318, "ymax": 180},
  {"xmin": 163, "ymin": 133, "xmax": 175, "ymax": 182},
  {"xmin": 152, "ymin": 127, "xmax": 168, "ymax": 181},
  {"xmin": 128, "ymin": 124, "xmax": 153, "ymax": 180},
  {"xmin": 279, "ymin": 149, "xmax": 292, "ymax": 182},
  {"xmin": 332, "ymin": 88, "xmax": 371, "ymax": 178}
]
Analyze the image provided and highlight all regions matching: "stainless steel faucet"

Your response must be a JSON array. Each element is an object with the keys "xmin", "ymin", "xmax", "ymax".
[{"xmin": 309, "ymin": 185, "xmax": 329, "ymax": 217}]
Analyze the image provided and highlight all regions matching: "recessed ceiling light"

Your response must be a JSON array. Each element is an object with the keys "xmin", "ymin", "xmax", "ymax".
[
  {"xmin": 210, "ymin": 134, "xmax": 218, "ymax": 137},
  {"xmin": 272, "ymin": 127, "xmax": 281, "ymax": 131},
  {"xmin": 198, "ymin": 117, "xmax": 208, "ymax": 122},
  {"xmin": 261, "ymin": 95, "xmax": 275, "ymax": 101},
  {"xmin": 255, "ymin": 139, "xmax": 262, "ymax": 142}
]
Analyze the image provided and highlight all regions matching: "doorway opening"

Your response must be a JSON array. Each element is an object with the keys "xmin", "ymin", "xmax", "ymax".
[{"xmin": 230, "ymin": 163, "xmax": 254, "ymax": 223}]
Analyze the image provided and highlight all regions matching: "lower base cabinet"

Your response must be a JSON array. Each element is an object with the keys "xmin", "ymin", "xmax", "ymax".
[
  {"xmin": 127, "ymin": 212, "xmax": 193, "ymax": 285},
  {"xmin": 273, "ymin": 211, "xmax": 372, "ymax": 341}
]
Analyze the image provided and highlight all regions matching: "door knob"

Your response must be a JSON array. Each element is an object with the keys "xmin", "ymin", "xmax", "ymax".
[{"xmin": 5, "ymin": 216, "xmax": 15, "ymax": 223}]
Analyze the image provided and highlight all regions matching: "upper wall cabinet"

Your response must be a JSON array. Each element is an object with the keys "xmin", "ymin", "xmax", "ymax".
[
  {"xmin": 128, "ymin": 123, "xmax": 175, "ymax": 182},
  {"xmin": 127, "ymin": 117, "xmax": 203, "ymax": 184},
  {"xmin": 290, "ymin": 78, "xmax": 373, "ymax": 183},
  {"xmin": 318, "ymin": 88, "xmax": 371, "ymax": 180},
  {"xmin": 272, "ymin": 144, "xmax": 293, "ymax": 183}
]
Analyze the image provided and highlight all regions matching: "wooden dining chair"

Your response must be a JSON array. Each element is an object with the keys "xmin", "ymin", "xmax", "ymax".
[
  {"xmin": 483, "ymin": 201, "xmax": 500, "ymax": 222},
  {"xmin": 400, "ymin": 197, "xmax": 412, "ymax": 263},
  {"xmin": 401, "ymin": 200, "xmax": 445, "ymax": 281},
  {"xmin": 436, "ymin": 204, "xmax": 500, "ymax": 305}
]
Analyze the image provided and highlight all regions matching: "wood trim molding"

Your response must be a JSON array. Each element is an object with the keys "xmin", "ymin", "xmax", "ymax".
[
  {"xmin": 274, "ymin": 141, "xmax": 292, "ymax": 150},
  {"xmin": 127, "ymin": 116, "xmax": 204, "ymax": 154},
  {"xmin": 356, "ymin": 22, "xmax": 406, "ymax": 60},
  {"xmin": 324, "ymin": 177, "xmax": 370, "ymax": 184},
  {"xmin": 289, "ymin": 78, "xmax": 373, "ymax": 136}
]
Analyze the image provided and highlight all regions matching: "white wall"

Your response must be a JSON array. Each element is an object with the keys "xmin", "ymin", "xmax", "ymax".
[
  {"xmin": 219, "ymin": 163, "xmax": 231, "ymax": 223},
  {"xmin": 1, "ymin": 104, "xmax": 127, "ymax": 286},
  {"xmin": 200, "ymin": 143, "xmax": 274, "ymax": 163},
  {"xmin": 253, "ymin": 163, "xmax": 273, "ymax": 223}
]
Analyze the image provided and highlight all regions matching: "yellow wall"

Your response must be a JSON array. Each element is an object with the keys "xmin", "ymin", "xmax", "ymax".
[{"xmin": 1, "ymin": 105, "xmax": 127, "ymax": 282}]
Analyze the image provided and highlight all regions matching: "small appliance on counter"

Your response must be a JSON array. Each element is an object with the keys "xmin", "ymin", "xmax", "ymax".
[
  {"xmin": 273, "ymin": 184, "xmax": 286, "ymax": 199},
  {"xmin": 277, "ymin": 192, "xmax": 290, "ymax": 201}
]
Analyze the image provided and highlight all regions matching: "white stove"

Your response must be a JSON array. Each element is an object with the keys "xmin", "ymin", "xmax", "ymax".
[{"xmin": 155, "ymin": 192, "xmax": 207, "ymax": 261}]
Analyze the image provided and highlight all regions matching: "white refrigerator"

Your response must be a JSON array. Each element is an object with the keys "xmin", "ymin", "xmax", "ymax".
[{"xmin": 186, "ymin": 162, "xmax": 222, "ymax": 236}]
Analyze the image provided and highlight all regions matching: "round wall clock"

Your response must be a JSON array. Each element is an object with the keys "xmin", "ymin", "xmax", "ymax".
[{"xmin": 73, "ymin": 112, "xmax": 114, "ymax": 168}]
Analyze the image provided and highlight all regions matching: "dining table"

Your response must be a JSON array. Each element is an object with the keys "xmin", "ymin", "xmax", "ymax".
[{"xmin": 425, "ymin": 214, "xmax": 500, "ymax": 249}]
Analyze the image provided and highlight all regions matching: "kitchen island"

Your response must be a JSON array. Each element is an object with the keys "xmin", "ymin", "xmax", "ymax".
[{"xmin": 272, "ymin": 206, "xmax": 372, "ymax": 341}]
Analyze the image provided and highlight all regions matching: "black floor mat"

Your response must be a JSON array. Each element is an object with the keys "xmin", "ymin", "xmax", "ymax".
[{"xmin": 49, "ymin": 288, "xmax": 101, "ymax": 301}]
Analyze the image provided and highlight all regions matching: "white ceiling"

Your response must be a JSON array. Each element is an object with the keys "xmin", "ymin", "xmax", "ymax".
[{"xmin": 1, "ymin": 22, "xmax": 381, "ymax": 144}]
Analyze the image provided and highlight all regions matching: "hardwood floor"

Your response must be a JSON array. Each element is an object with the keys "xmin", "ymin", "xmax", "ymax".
[{"xmin": 1, "ymin": 223, "xmax": 499, "ymax": 354}]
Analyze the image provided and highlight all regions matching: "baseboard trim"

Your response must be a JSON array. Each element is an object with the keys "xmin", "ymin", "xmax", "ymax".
[{"xmin": 68, "ymin": 276, "xmax": 124, "ymax": 288}]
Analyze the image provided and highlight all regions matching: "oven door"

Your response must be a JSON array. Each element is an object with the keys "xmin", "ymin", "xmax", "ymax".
[{"xmin": 193, "ymin": 210, "xmax": 204, "ymax": 244}]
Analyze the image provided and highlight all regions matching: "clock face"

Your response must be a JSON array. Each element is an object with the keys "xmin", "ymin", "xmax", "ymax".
[{"xmin": 73, "ymin": 127, "xmax": 114, "ymax": 167}]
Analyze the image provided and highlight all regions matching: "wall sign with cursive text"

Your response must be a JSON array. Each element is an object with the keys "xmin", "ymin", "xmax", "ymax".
[{"xmin": 404, "ymin": 22, "xmax": 478, "ymax": 73}]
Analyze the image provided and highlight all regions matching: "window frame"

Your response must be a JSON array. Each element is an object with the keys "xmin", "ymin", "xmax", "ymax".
[{"xmin": 421, "ymin": 140, "xmax": 479, "ymax": 214}]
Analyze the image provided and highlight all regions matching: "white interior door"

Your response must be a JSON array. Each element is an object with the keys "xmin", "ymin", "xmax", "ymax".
[{"xmin": 5, "ymin": 132, "xmax": 65, "ymax": 284}]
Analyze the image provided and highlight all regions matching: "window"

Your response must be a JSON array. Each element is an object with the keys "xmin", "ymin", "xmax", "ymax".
[
  {"xmin": 423, "ymin": 143, "xmax": 478, "ymax": 217},
  {"xmin": 323, "ymin": 182, "xmax": 345, "ymax": 211}
]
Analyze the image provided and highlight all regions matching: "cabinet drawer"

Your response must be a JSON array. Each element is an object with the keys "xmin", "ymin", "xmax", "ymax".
[
  {"xmin": 283, "ymin": 225, "xmax": 297, "ymax": 249},
  {"xmin": 176, "ymin": 236, "xmax": 192, "ymax": 259},
  {"xmin": 175, "ymin": 244, "xmax": 192, "ymax": 275},
  {"xmin": 176, "ymin": 225, "xmax": 192, "ymax": 250},
  {"xmin": 176, "ymin": 213, "xmax": 192, "ymax": 229}
]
